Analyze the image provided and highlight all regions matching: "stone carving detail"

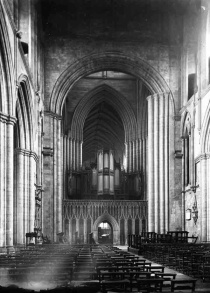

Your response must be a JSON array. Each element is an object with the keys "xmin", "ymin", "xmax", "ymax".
[{"xmin": 63, "ymin": 200, "xmax": 147, "ymax": 222}]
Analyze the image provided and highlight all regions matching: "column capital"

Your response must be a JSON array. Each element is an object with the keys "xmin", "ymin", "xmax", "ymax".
[
  {"xmin": 197, "ymin": 153, "xmax": 210, "ymax": 161},
  {"xmin": 15, "ymin": 148, "xmax": 39, "ymax": 162},
  {"xmin": 15, "ymin": 148, "xmax": 30, "ymax": 156},
  {"xmin": 30, "ymin": 151, "xmax": 39, "ymax": 162},
  {"xmin": 0, "ymin": 112, "xmax": 16, "ymax": 125},
  {"xmin": 44, "ymin": 111, "xmax": 62, "ymax": 120},
  {"xmin": 147, "ymin": 92, "xmax": 170, "ymax": 102},
  {"xmin": 146, "ymin": 94, "xmax": 156, "ymax": 101}
]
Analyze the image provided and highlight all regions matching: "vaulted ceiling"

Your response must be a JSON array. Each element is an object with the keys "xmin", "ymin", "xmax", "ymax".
[{"xmin": 83, "ymin": 100, "xmax": 124, "ymax": 164}]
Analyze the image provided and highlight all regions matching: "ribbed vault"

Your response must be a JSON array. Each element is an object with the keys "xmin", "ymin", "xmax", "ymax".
[
  {"xmin": 71, "ymin": 84, "xmax": 137, "ymax": 144},
  {"xmin": 83, "ymin": 100, "xmax": 124, "ymax": 163}
]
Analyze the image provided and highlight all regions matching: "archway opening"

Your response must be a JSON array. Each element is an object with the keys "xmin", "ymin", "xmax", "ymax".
[
  {"xmin": 62, "ymin": 70, "xmax": 150, "ymax": 200},
  {"xmin": 98, "ymin": 221, "xmax": 113, "ymax": 244}
]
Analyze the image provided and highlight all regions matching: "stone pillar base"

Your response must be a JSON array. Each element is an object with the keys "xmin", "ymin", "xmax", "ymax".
[
  {"xmin": 0, "ymin": 247, "xmax": 7, "ymax": 254},
  {"xmin": 14, "ymin": 244, "xmax": 25, "ymax": 253},
  {"xmin": 7, "ymin": 246, "xmax": 15, "ymax": 254}
]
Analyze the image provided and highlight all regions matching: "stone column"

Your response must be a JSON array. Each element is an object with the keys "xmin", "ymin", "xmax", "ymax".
[
  {"xmin": 201, "ymin": 156, "xmax": 207, "ymax": 241},
  {"xmin": 139, "ymin": 139, "xmax": 142, "ymax": 174},
  {"xmin": 207, "ymin": 158, "xmax": 210, "ymax": 241},
  {"xmin": 124, "ymin": 218, "xmax": 128, "ymax": 245},
  {"xmin": 63, "ymin": 135, "xmax": 67, "ymax": 199},
  {"xmin": 136, "ymin": 139, "xmax": 139, "ymax": 171},
  {"xmin": 154, "ymin": 95, "xmax": 159, "ymax": 233},
  {"xmin": 24, "ymin": 153, "xmax": 29, "ymax": 236},
  {"xmin": 69, "ymin": 218, "xmax": 72, "ymax": 244},
  {"xmin": 191, "ymin": 127, "xmax": 195, "ymax": 187},
  {"xmin": 0, "ymin": 120, "xmax": 6, "ymax": 249},
  {"xmin": 57, "ymin": 119, "xmax": 62, "ymax": 234},
  {"xmin": 147, "ymin": 95, "xmax": 155, "ymax": 231},
  {"xmin": 124, "ymin": 142, "xmax": 128, "ymax": 172},
  {"xmin": 29, "ymin": 154, "xmax": 36, "ymax": 233},
  {"xmin": 139, "ymin": 139, "xmax": 142, "ymax": 172},
  {"xmin": 185, "ymin": 138, "xmax": 189, "ymax": 185},
  {"xmin": 189, "ymin": 135, "xmax": 191, "ymax": 185},
  {"xmin": 80, "ymin": 141, "xmax": 83, "ymax": 170},
  {"xmin": 66, "ymin": 136, "xmax": 69, "ymax": 171},
  {"xmin": 6, "ymin": 120, "xmax": 16, "ymax": 250},
  {"xmin": 60, "ymin": 132, "xmax": 63, "ymax": 202},
  {"xmin": 128, "ymin": 141, "xmax": 132, "ymax": 173},
  {"xmin": 72, "ymin": 139, "xmax": 76, "ymax": 171},
  {"xmin": 53, "ymin": 117, "xmax": 57, "ymax": 241},
  {"xmin": 164, "ymin": 93, "xmax": 169, "ymax": 231},
  {"xmin": 76, "ymin": 140, "xmax": 79, "ymax": 171},
  {"xmin": 143, "ymin": 138, "xmax": 147, "ymax": 200},
  {"xmin": 42, "ymin": 112, "xmax": 54, "ymax": 240},
  {"xmin": 69, "ymin": 137, "xmax": 72, "ymax": 171},
  {"xmin": 133, "ymin": 140, "xmax": 136, "ymax": 172},
  {"xmin": 181, "ymin": 138, "xmax": 185, "ymax": 230},
  {"xmin": 159, "ymin": 94, "xmax": 165, "ymax": 233},
  {"xmin": 15, "ymin": 150, "xmax": 24, "ymax": 244}
]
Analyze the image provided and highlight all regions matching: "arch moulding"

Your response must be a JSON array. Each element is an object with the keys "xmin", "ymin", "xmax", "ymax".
[
  {"xmin": 92, "ymin": 212, "xmax": 120, "ymax": 245},
  {"xmin": 49, "ymin": 51, "xmax": 173, "ymax": 116},
  {"xmin": 71, "ymin": 84, "xmax": 137, "ymax": 142}
]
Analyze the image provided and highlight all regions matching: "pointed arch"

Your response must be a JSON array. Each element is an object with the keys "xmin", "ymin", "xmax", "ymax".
[
  {"xmin": 16, "ymin": 75, "xmax": 34, "ymax": 150},
  {"xmin": 93, "ymin": 212, "xmax": 120, "ymax": 245},
  {"xmin": 71, "ymin": 84, "xmax": 137, "ymax": 142},
  {"xmin": 49, "ymin": 51, "xmax": 173, "ymax": 115},
  {"xmin": 93, "ymin": 212, "xmax": 119, "ymax": 231},
  {"xmin": 181, "ymin": 111, "xmax": 192, "ymax": 137}
]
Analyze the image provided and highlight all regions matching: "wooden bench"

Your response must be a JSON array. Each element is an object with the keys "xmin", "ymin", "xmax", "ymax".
[
  {"xmin": 171, "ymin": 278, "xmax": 197, "ymax": 292},
  {"xmin": 154, "ymin": 272, "xmax": 176, "ymax": 288},
  {"xmin": 137, "ymin": 278, "xmax": 164, "ymax": 292},
  {"xmin": 101, "ymin": 278, "xmax": 130, "ymax": 293},
  {"xmin": 128, "ymin": 271, "xmax": 151, "ymax": 291},
  {"xmin": 144, "ymin": 265, "xmax": 165, "ymax": 273},
  {"xmin": 99, "ymin": 271, "xmax": 125, "ymax": 282}
]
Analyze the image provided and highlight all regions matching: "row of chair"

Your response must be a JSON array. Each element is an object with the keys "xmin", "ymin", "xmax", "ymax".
[
  {"xmin": 91, "ymin": 245, "xmax": 197, "ymax": 292},
  {"xmin": 0, "ymin": 243, "xmax": 198, "ymax": 292},
  {"xmin": 136, "ymin": 241, "xmax": 210, "ymax": 282}
]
